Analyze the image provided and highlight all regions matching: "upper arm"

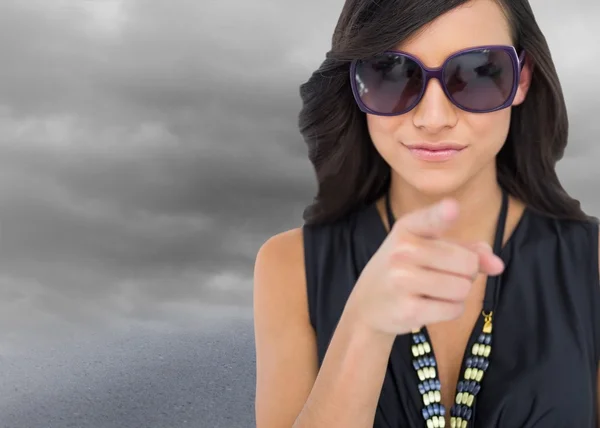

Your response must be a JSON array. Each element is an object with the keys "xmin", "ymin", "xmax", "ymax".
[{"xmin": 253, "ymin": 228, "xmax": 319, "ymax": 428}]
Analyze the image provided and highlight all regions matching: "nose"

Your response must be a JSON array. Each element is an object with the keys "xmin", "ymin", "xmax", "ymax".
[{"xmin": 412, "ymin": 78, "xmax": 458, "ymax": 132}]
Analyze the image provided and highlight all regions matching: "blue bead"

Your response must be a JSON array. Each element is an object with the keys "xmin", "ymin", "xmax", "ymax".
[
  {"xmin": 435, "ymin": 379, "xmax": 441, "ymax": 390},
  {"xmin": 419, "ymin": 333, "xmax": 427, "ymax": 343},
  {"xmin": 433, "ymin": 403, "xmax": 440, "ymax": 415},
  {"xmin": 413, "ymin": 360, "xmax": 420, "ymax": 370},
  {"xmin": 422, "ymin": 408, "xmax": 429, "ymax": 419},
  {"xmin": 458, "ymin": 381, "xmax": 465, "ymax": 392},
  {"xmin": 485, "ymin": 334, "xmax": 492, "ymax": 345},
  {"xmin": 465, "ymin": 408, "xmax": 473, "ymax": 420},
  {"xmin": 478, "ymin": 334, "xmax": 485, "ymax": 343},
  {"xmin": 440, "ymin": 405, "xmax": 446, "ymax": 416},
  {"xmin": 429, "ymin": 356, "xmax": 437, "ymax": 367},
  {"xmin": 427, "ymin": 404, "xmax": 435, "ymax": 415},
  {"xmin": 482, "ymin": 360, "xmax": 489, "ymax": 371},
  {"xmin": 418, "ymin": 383, "xmax": 426, "ymax": 394},
  {"xmin": 428, "ymin": 379, "xmax": 436, "ymax": 390},
  {"xmin": 412, "ymin": 335, "xmax": 420, "ymax": 344},
  {"xmin": 473, "ymin": 384, "xmax": 481, "ymax": 395},
  {"xmin": 466, "ymin": 357, "xmax": 474, "ymax": 368}
]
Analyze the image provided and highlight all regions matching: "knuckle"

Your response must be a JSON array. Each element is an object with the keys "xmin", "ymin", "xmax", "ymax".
[
  {"xmin": 453, "ymin": 277, "xmax": 472, "ymax": 299},
  {"xmin": 456, "ymin": 248, "xmax": 479, "ymax": 276},
  {"xmin": 442, "ymin": 301, "xmax": 465, "ymax": 321},
  {"xmin": 389, "ymin": 265, "xmax": 414, "ymax": 286},
  {"xmin": 453, "ymin": 302, "xmax": 466, "ymax": 317},
  {"xmin": 444, "ymin": 302, "xmax": 465, "ymax": 320},
  {"xmin": 467, "ymin": 251, "xmax": 479, "ymax": 272},
  {"xmin": 390, "ymin": 241, "xmax": 418, "ymax": 263}
]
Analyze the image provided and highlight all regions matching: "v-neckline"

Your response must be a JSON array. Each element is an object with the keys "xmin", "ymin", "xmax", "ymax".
[{"xmin": 365, "ymin": 192, "xmax": 530, "ymax": 426}]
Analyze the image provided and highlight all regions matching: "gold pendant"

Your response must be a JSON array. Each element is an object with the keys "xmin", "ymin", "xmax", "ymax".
[{"xmin": 482, "ymin": 311, "xmax": 493, "ymax": 334}]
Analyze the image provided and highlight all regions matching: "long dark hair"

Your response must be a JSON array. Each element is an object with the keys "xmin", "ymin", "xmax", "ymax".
[{"xmin": 298, "ymin": 0, "xmax": 590, "ymax": 225}]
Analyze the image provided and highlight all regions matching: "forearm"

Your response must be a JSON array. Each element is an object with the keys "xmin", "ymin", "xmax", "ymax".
[{"xmin": 293, "ymin": 309, "xmax": 396, "ymax": 428}]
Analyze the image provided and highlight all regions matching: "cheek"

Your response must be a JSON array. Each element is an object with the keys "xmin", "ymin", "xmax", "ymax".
[
  {"xmin": 366, "ymin": 114, "xmax": 401, "ymax": 136},
  {"xmin": 366, "ymin": 114, "xmax": 408, "ymax": 153},
  {"xmin": 463, "ymin": 109, "xmax": 512, "ymax": 154}
]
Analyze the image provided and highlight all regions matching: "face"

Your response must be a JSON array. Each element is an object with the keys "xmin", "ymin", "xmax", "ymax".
[{"xmin": 363, "ymin": 0, "xmax": 532, "ymax": 196}]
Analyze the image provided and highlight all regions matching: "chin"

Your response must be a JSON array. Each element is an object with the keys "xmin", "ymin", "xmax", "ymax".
[{"xmin": 400, "ymin": 170, "xmax": 470, "ymax": 197}]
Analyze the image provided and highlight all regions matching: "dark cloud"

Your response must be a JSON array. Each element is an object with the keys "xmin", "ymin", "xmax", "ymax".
[{"xmin": 0, "ymin": 0, "xmax": 597, "ymax": 338}]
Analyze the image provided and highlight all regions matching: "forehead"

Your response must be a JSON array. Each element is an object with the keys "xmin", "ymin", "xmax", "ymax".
[{"xmin": 395, "ymin": 0, "xmax": 512, "ymax": 67}]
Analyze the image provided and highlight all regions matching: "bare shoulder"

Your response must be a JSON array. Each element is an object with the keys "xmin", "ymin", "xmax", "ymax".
[
  {"xmin": 254, "ymin": 228, "xmax": 308, "ymax": 319},
  {"xmin": 254, "ymin": 228, "xmax": 305, "ymax": 287},
  {"xmin": 253, "ymin": 227, "xmax": 318, "ymax": 427}
]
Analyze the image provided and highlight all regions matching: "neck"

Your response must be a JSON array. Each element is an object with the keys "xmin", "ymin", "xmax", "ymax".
[{"xmin": 388, "ymin": 167, "xmax": 504, "ymax": 244}]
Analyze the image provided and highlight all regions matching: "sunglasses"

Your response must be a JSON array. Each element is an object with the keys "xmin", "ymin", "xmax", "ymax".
[{"xmin": 350, "ymin": 45, "xmax": 526, "ymax": 116}]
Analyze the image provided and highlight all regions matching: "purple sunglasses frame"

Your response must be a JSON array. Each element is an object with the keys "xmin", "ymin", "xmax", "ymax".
[{"xmin": 349, "ymin": 45, "xmax": 527, "ymax": 116}]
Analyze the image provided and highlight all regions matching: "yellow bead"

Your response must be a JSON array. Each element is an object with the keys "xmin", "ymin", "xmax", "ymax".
[
  {"xmin": 429, "ymin": 367, "xmax": 437, "ymax": 378},
  {"xmin": 467, "ymin": 393, "xmax": 474, "ymax": 406},
  {"xmin": 475, "ymin": 369, "xmax": 484, "ymax": 382},
  {"xmin": 464, "ymin": 368, "xmax": 472, "ymax": 380},
  {"xmin": 483, "ymin": 345, "xmax": 491, "ymax": 357}
]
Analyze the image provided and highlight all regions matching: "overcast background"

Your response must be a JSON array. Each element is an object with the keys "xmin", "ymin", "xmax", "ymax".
[{"xmin": 0, "ymin": 0, "xmax": 597, "ymax": 427}]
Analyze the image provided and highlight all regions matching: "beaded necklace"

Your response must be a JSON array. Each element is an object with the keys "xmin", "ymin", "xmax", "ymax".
[{"xmin": 384, "ymin": 190, "xmax": 508, "ymax": 428}]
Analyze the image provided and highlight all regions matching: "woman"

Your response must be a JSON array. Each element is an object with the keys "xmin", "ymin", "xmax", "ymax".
[{"xmin": 253, "ymin": 0, "xmax": 600, "ymax": 427}]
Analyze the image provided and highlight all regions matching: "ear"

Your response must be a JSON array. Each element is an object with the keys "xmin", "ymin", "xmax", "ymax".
[{"xmin": 512, "ymin": 54, "xmax": 533, "ymax": 106}]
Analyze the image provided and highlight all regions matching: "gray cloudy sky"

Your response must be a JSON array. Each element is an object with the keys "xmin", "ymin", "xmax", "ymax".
[{"xmin": 0, "ymin": 0, "xmax": 598, "ymax": 426}]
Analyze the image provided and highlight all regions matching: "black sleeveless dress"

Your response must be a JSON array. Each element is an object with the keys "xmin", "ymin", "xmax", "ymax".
[{"xmin": 302, "ymin": 193, "xmax": 600, "ymax": 428}]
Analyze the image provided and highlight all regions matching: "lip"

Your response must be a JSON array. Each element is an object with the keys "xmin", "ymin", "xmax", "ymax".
[{"xmin": 403, "ymin": 141, "xmax": 466, "ymax": 162}]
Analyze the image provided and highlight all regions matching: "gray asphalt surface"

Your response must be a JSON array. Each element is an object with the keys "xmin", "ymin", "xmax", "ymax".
[{"xmin": 0, "ymin": 316, "xmax": 256, "ymax": 428}]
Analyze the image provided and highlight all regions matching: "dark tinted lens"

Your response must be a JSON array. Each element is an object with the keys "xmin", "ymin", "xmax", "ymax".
[
  {"xmin": 354, "ymin": 53, "xmax": 424, "ymax": 114},
  {"xmin": 444, "ymin": 48, "xmax": 515, "ymax": 111}
]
